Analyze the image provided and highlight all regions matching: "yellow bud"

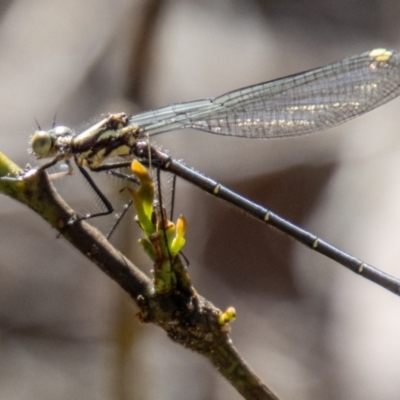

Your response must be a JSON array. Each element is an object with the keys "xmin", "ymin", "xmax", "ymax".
[{"xmin": 218, "ymin": 307, "xmax": 236, "ymax": 325}]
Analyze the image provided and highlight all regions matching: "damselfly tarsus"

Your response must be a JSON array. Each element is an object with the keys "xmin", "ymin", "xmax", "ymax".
[{"xmin": 5, "ymin": 48, "xmax": 400, "ymax": 295}]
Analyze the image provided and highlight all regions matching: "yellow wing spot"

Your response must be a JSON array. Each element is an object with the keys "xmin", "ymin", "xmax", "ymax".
[{"xmin": 369, "ymin": 48, "xmax": 392, "ymax": 62}]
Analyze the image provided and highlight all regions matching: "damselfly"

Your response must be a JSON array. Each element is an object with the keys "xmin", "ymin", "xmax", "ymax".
[{"xmin": 5, "ymin": 48, "xmax": 400, "ymax": 294}]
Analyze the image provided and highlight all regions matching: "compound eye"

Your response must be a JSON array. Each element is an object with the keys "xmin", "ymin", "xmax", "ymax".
[{"xmin": 31, "ymin": 131, "xmax": 52, "ymax": 158}]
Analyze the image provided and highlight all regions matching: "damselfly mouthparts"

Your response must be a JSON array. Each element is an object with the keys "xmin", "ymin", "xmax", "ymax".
[{"xmin": 4, "ymin": 48, "xmax": 400, "ymax": 294}]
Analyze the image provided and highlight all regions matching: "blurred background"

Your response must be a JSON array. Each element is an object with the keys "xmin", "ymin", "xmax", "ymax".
[{"xmin": 1, "ymin": 1, "xmax": 400, "ymax": 399}]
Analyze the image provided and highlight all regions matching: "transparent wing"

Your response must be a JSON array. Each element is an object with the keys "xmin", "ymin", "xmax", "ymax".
[{"xmin": 129, "ymin": 49, "xmax": 400, "ymax": 138}]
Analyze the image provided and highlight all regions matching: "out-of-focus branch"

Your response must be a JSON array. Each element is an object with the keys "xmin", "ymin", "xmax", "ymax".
[{"xmin": 0, "ymin": 151, "xmax": 280, "ymax": 400}]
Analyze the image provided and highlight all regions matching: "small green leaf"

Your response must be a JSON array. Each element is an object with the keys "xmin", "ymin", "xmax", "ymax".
[
  {"xmin": 139, "ymin": 238, "xmax": 155, "ymax": 261},
  {"xmin": 131, "ymin": 160, "xmax": 154, "ymax": 221},
  {"xmin": 125, "ymin": 160, "xmax": 156, "ymax": 236},
  {"xmin": 170, "ymin": 215, "xmax": 187, "ymax": 256}
]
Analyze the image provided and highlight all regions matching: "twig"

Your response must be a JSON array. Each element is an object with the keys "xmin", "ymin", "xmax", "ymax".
[{"xmin": 0, "ymin": 151, "xmax": 280, "ymax": 400}]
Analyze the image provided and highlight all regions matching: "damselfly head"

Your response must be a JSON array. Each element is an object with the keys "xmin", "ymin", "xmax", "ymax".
[{"xmin": 31, "ymin": 126, "xmax": 72, "ymax": 159}]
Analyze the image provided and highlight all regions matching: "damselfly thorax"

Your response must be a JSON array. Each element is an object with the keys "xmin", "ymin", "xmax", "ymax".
[{"xmin": 31, "ymin": 113, "xmax": 140, "ymax": 170}]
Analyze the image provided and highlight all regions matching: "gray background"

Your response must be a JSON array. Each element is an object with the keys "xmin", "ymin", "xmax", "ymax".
[{"xmin": 1, "ymin": 1, "xmax": 400, "ymax": 399}]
